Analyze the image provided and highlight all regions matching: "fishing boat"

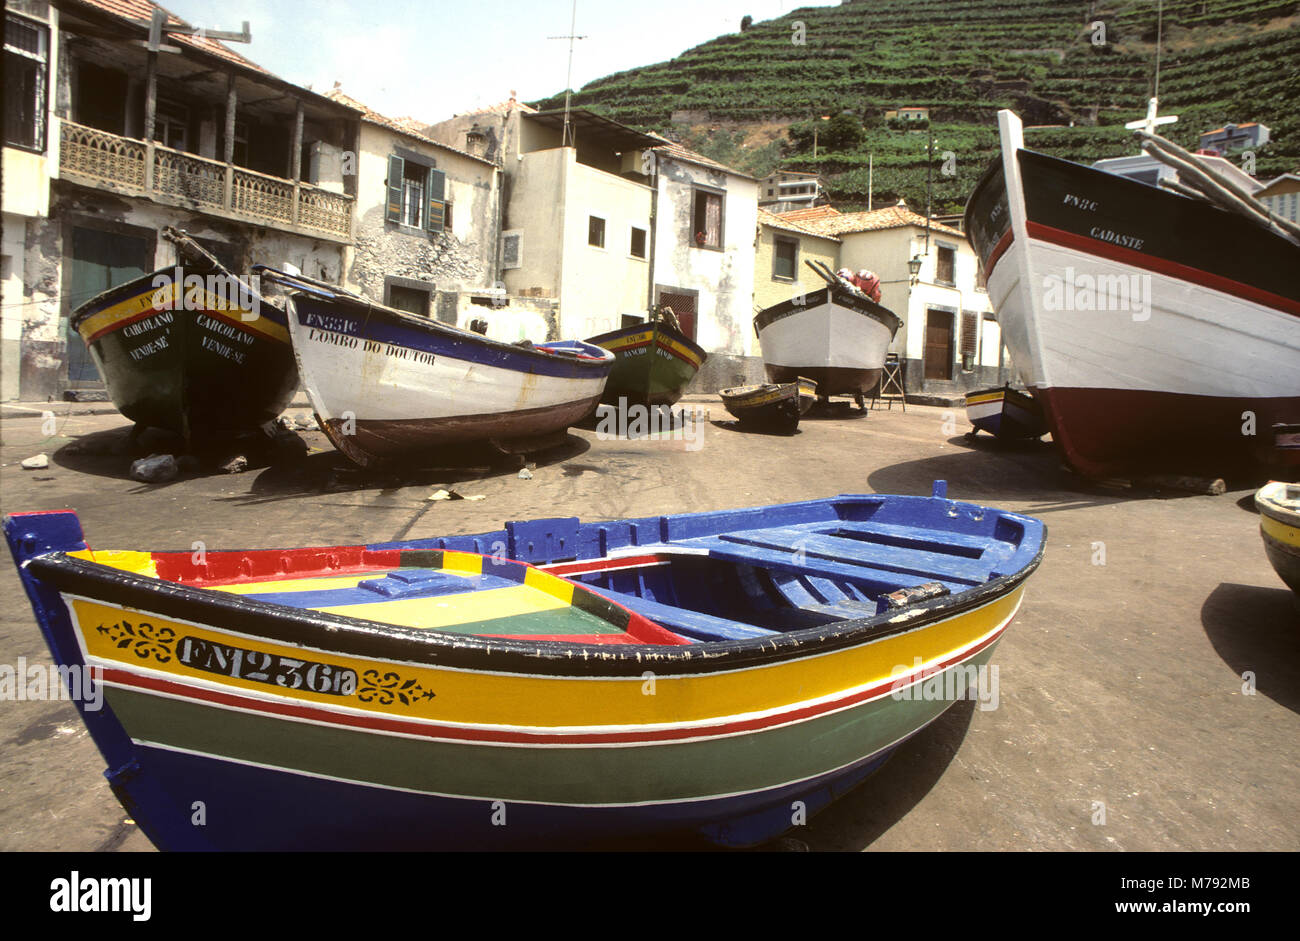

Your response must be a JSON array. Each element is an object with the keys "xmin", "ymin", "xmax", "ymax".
[
  {"xmin": 1256, "ymin": 481, "xmax": 1300, "ymax": 598},
  {"xmin": 754, "ymin": 261, "xmax": 902, "ymax": 407},
  {"xmin": 71, "ymin": 229, "xmax": 297, "ymax": 442},
  {"xmin": 5, "ymin": 482, "xmax": 1044, "ymax": 851},
  {"xmin": 255, "ymin": 267, "xmax": 614, "ymax": 466},
  {"xmin": 964, "ymin": 384, "xmax": 1047, "ymax": 440},
  {"xmin": 586, "ymin": 308, "xmax": 707, "ymax": 407},
  {"xmin": 964, "ymin": 108, "xmax": 1300, "ymax": 477},
  {"xmin": 720, "ymin": 378, "xmax": 818, "ymax": 434}
]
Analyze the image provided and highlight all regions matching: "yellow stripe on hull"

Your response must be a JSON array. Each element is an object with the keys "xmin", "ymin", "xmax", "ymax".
[
  {"xmin": 1260, "ymin": 512, "xmax": 1300, "ymax": 550},
  {"xmin": 77, "ymin": 281, "xmax": 288, "ymax": 345},
  {"xmin": 66, "ymin": 584, "xmax": 1023, "ymax": 729}
]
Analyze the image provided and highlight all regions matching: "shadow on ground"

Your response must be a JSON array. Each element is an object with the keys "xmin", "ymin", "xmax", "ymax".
[
  {"xmin": 708, "ymin": 420, "xmax": 801, "ymax": 438},
  {"xmin": 1201, "ymin": 581, "xmax": 1300, "ymax": 715}
]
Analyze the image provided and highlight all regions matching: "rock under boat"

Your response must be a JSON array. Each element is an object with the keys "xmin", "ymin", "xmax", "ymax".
[{"xmin": 5, "ymin": 482, "xmax": 1044, "ymax": 850}]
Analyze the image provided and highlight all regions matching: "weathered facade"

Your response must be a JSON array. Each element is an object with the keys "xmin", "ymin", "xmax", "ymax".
[{"xmin": 2, "ymin": 0, "xmax": 359, "ymax": 401}]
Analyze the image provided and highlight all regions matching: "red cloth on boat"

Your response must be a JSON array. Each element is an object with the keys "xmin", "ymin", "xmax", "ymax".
[{"xmin": 835, "ymin": 268, "xmax": 882, "ymax": 303}]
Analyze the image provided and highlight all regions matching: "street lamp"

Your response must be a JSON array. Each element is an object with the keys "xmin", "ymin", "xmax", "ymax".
[{"xmin": 908, "ymin": 254, "xmax": 924, "ymax": 284}]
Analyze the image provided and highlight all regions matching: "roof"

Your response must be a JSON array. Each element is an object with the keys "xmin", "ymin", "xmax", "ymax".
[
  {"xmin": 1256, "ymin": 173, "xmax": 1300, "ymax": 197},
  {"xmin": 528, "ymin": 109, "xmax": 663, "ymax": 152},
  {"xmin": 775, "ymin": 206, "xmax": 841, "ymax": 223},
  {"xmin": 1201, "ymin": 122, "xmax": 1263, "ymax": 135},
  {"xmin": 779, "ymin": 204, "xmax": 965, "ymax": 239},
  {"xmin": 757, "ymin": 208, "xmax": 840, "ymax": 242},
  {"xmin": 325, "ymin": 87, "xmax": 496, "ymax": 167},
  {"xmin": 60, "ymin": 0, "xmax": 269, "ymax": 73},
  {"xmin": 649, "ymin": 137, "xmax": 759, "ymax": 182}
]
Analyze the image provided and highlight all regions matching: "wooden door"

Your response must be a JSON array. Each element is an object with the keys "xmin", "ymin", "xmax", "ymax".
[
  {"xmin": 924, "ymin": 309, "xmax": 954, "ymax": 381},
  {"xmin": 658, "ymin": 290, "xmax": 698, "ymax": 340},
  {"xmin": 66, "ymin": 226, "xmax": 151, "ymax": 385}
]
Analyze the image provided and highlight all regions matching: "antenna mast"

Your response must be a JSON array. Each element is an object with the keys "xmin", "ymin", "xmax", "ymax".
[{"xmin": 548, "ymin": 0, "xmax": 587, "ymax": 147}]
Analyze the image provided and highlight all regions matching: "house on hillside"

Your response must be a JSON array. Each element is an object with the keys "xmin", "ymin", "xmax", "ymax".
[
  {"xmin": 1093, "ymin": 151, "xmax": 1264, "ymax": 195},
  {"xmin": 1199, "ymin": 122, "xmax": 1269, "ymax": 156},
  {"xmin": 322, "ymin": 86, "xmax": 542, "ymax": 335},
  {"xmin": 779, "ymin": 203, "xmax": 1005, "ymax": 397},
  {"xmin": 2, "ymin": 0, "xmax": 359, "ymax": 401},
  {"xmin": 424, "ymin": 104, "xmax": 761, "ymax": 389},
  {"xmin": 759, "ymin": 170, "xmax": 823, "ymax": 213}
]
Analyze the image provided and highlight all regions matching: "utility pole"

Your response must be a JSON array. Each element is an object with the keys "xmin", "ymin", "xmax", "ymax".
[
  {"xmin": 925, "ymin": 130, "xmax": 933, "ymax": 254},
  {"xmin": 548, "ymin": 0, "xmax": 587, "ymax": 147}
]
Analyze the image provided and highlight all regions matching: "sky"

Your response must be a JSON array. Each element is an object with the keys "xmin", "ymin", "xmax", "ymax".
[{"xmin": 162, "ymin": 0, "xmax": 840, "ymax": 122}]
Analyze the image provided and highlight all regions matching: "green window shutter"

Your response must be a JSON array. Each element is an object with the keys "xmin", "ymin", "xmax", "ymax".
[
  {"xmin": 426, "ymin": 167, "xmax": 446, "ymax": 233},
  {"xmin": 386, "ymin": 154, "xmax": 404, "ymax": 223}
]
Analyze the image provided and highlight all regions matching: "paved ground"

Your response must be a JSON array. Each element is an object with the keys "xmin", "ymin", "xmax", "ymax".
[{"xmin": 0, "ymin": 397, "xmax": 1296, "ymax": 852}]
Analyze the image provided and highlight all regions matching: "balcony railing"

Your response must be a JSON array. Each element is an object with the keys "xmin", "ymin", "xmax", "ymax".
[{"xmin": 59, "ymin": 120, "xmax": 353, "ymax": 242}]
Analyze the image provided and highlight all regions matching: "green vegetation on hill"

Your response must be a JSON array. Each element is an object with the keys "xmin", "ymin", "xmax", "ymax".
[{"xmin": 533, "ymin": 0, "xmax": 1299, "ymax": 214}]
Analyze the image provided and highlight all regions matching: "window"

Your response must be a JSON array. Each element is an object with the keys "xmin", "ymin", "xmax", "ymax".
[
  {"xmin": 155, "ymin": 98, "xmax": 190, "ymax": 151},
  {"xmin": 501, "ymin": 231, "xmax": 522, "ymax": 270},
  {"xmin": 386, "ymin": 278, "xmax": 432, "ymax": 317},
  {"xmin": 630, "ymin": 226, "xmax": 647, "ymax": 259},
  {"xmin": 772, "ymin": 236, "xmax": 797, "ymax": 281},
  {"xmin": 936, "ymin": 244, "xmax": 956, "ymax": 284},
  {"xmin": 444, "ymin": 201, "xmax": 453, "ymax": 234},
  {"xmin": 588, "ymin": 215, "xmax": 606, "ymax": 249},
  {"xmin": 691, "ymin": 189, "xmax": 723, "ymax": 249},
  {"xmin": 4, "ymin": 14, "xmax": 48, "ymax": 151},
  {"xmin": 385, "ymin": 152, "xmax": 446, "ymax": 233},
  {"xmin": 960, "ymin": 311, "xmax": 979, "ymax": 370}
]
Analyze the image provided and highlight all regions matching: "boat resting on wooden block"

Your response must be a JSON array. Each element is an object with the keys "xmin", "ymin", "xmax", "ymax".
[
  {"xmin": 964, "ymin": 385, "xmax": 1048, "ymax": 440},
  {"xmin": 720, "ymin": 378, "xmax": 818, "ymax": 434},
  {"xmin": 1256, "ymin": 481, "xmax": 1300, "ymax": 598},
  {"xmin": 5, "ymin": 481, "xmax": 1044, "ymax": 850},
  {"xmin": 71, "ymin": 242, "xmax": 296, "ymax": 443},
  {"xmin": 256, "ymin": 267, "xmax": 614, "ymax": 467}
]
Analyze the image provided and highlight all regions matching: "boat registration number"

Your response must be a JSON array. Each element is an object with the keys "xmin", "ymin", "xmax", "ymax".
[{"xmin": 178, "ymin": 635, "xmax": 357, "ymax": 696}]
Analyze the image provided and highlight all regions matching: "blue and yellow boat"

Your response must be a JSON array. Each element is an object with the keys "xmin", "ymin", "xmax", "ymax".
[
  {"xmin": 1256, "ymin": 481, "xmax": 1300, "ymax": 598},
  {"xmin": 5, "ymin": 482, "xmax": 1044, "ymax": 850}
]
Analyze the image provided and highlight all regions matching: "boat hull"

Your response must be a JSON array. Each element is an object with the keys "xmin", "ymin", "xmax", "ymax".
[
  {"xmin": 71, "ymin": 267, "xmax": 297, "ymax": 439},
  {"xmin": 964, "ymin": 118, "xmax": 1300, "ymax": 477},
  {"xmin": 755, "ymin": 288, "xmax": 902, "ymax": 397},
  {"xmin": 285, "ymin": 291, "xmax": 613, "ymax": 466},
  {"xmin": 965, "ymin": 386, "xmax": 1047, "ymax": 439},
  {"xmin": 5, "ymin": 491, "xmax": 1043, "ymax": 850},
  {"xmin": 1256, "ymin": 481, "xmax": 1300, "ymax": 598},
  {"xmin": 721, "ymin": 378, "xmax": 818, "ymax": 434},
  {"xmin": 587, "ymin": 321, "xmax": 707, "ymax": 407}
]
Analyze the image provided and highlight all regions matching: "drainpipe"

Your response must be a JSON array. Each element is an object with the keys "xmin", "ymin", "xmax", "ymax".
[{"xmin": 645, "ymin": 149, "xmax": 659, "ymax": 316}]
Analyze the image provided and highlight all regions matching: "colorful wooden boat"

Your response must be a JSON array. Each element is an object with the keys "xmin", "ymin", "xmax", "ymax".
[
  {"xmin": 71, "ymin": 238, "xmax": 296, "ymax": 442},
  {"xmin": 720, "ymin": 378, "xmax": 818, "ymax": 434},
  {"xmin": 586, "ymin": 313, "xmax": 707, "ymax": 407},
  {"xmin": 964, "ymin": 384, "xmax": 1047, "ymax": 440},
  {"xmin": 754, "ymin": 263, "xmax": 902, "ymax": 405},
  {"xmin": 1256, "ymin": 481, "xmax": 1300, "ymax": 598},
  {"xmin": 964, "ymin": 110, "xmax": 1300, "ymax": 477},
  {"xmin": 5, "ymin": 482, "xmax": 1044, "ymax": 850},
  {"xmin": 255, "ymin": 267, "xmax": 614, "ymax": 466}
]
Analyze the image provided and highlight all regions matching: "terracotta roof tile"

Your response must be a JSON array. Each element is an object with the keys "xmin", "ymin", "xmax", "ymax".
[
  {"xmin": 757, "ymin": 208, "xmax": 840, "ymax": 241},
  {"xmin": 645, "ymin": 135, "xmax": 757, "ymax": 181},
  {"xmin": 325, "ymin": 87, "xmax": 496, "ymax": 166},
  {"xmin": 68, "ymin": 0, "xmax": 269, "ymax": 73},
  {"xmin": 782, "ymin": 204, "xmax": 964, "ymax": 239}
]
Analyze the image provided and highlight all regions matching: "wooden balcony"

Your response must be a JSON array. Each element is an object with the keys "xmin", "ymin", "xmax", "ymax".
[{"xmin": 58, "ymin": 120, "xmax": 353, "ymax": 242}]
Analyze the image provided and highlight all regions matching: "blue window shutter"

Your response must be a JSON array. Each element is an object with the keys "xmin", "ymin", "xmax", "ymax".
[
  {"xmin": 426, "ymin": 167, "xmax": 446, "ymax": 233},
  {"xmin": 386, "ymin": 154, "xmax": 404, "ymax": 223}
]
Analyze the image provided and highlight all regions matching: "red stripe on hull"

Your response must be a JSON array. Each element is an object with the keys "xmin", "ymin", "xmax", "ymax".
[
  {"xmin": 1025, "ymin": 222, "xmax": 1300, "ymax": 319},
  {"xmin": 1033, "ymin": 386, "xmax": 1300, "ymax": 477},
  {"xmin": 98, "ymin": 624, "xmax": 1009, "ymax": 746}
]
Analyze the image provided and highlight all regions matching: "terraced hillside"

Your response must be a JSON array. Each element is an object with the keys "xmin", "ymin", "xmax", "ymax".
[{"xmin": 533, "ymin": 0, "xmax": 1299, "ymax": 213}]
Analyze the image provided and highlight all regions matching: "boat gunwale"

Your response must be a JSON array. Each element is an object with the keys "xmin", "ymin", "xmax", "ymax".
[
  {"xmin": 282, "ymin": 285, "xmax": 615, "ymax": 372},
  {"xmin": 753, "ymin": 286, "xmax": 903, "ymax": 338},
  {"xmin": 20, "ymin": 525, "xmax": 1045, "ymax": 679},
  {"xmin": 70, "ymin": 263, "xmax": 281, "ymax": 332},
  {"xmin": 586, "ymin": 320, "xmax": 708, "ymax": 363}
]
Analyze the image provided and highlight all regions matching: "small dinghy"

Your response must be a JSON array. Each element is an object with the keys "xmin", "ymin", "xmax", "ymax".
[
  {"xmin": 720, "ymin": 378, "xmax": 818, "ymax": 434},
  {"xmin": 5, "ymin": 481, "xmax": 1044, "ymax": 850},
  {"xmin": 255, "ymin": 267, "xmax": 614, "ymax": 466},
  {"xmin": 964, "ymin": 384, "xmax": 1047, "ymax": 440},
  {"xmin": 1256, "ymin": 481, "xmax": 1300, "ymax": 598},
  {"xmin": 71, "ymin": 228, "xmax": 297, "ymax": 442}
]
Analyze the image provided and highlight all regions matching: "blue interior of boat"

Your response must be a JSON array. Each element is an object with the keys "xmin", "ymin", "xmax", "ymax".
[{"xmin": 368, "ymin": 484, "xmax": 1043, "ymax": 644}]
